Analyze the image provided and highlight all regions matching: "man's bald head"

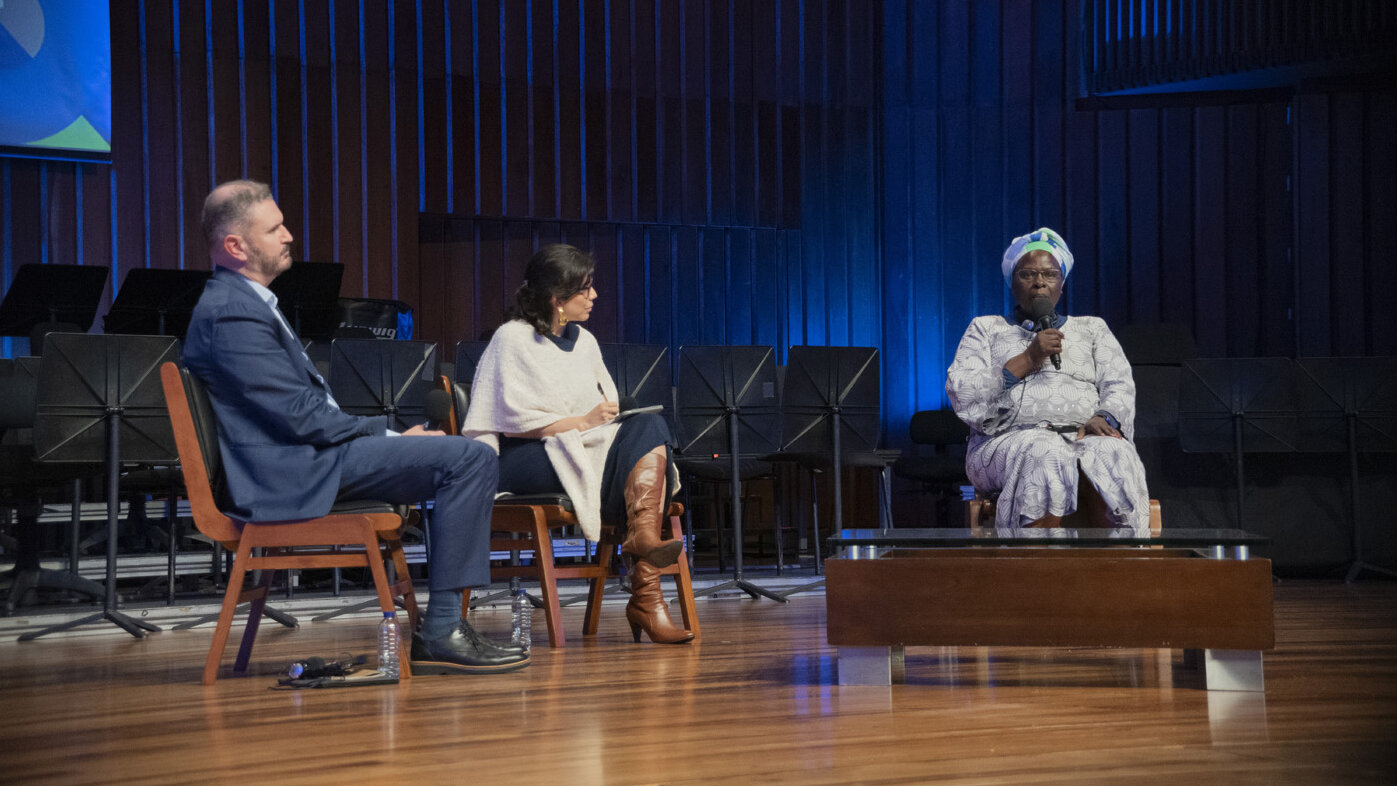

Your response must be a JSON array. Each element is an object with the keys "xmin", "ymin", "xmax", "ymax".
[{"xmin": 201, "ymin": 180, "xmax": 273, "ymax": 256}]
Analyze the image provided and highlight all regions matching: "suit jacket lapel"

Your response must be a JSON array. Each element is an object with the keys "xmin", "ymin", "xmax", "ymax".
[{"xmin": 214, "ymin": 267, "xmax": 329, "ymax": 392}]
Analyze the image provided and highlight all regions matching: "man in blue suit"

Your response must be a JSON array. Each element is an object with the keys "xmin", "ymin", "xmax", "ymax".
[{"xmin": 183, "ymin": 180, "xmax": 526, "ymax": 674}]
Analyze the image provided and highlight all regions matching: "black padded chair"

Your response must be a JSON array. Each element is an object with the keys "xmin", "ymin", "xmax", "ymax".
[
  {"xmin": 891, "ymin": 409, "xmax": 969, "ymax": 527},
  {"xmin": 1115, "ymin": 322, "xmax": 1199, "ymax": 368},
  {"xmin": 1117, "ymin": 322, "xmax": 1206, "ymax": 530}
]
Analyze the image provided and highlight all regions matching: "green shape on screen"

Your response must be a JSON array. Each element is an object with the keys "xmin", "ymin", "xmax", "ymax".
[{"xmin": 25, "ymin": 114, "xmax": 111, "ymax": 153}]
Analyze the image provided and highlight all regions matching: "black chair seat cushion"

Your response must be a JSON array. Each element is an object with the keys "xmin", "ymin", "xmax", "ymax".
[
  {"xmin": 327, "ymin": 499, "xmax": 402, "ymax": 517},
  {"xmin": 892, "ymin": 455, "xmax": 967, "ymax": 484},
  {"xmin": 494, "ymin": 492, "xmax": 574, "ymax": 512}
]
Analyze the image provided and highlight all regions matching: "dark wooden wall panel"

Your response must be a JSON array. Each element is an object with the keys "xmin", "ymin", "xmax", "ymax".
[
  {"xmin": 420, "ymin": 215, "xmax": 798, "ymax": 361},
  {"xmin": 1, "ymin": 0, "xmax": 1390, "ymax": 436},
  {"xmin": 1295, "ymin": 93, "xmax": 1332, "ymax": 357},
  {"xmin": 1368, "ymin": 94, "xmax": 1397, "ymax": 354},
  {"xmin": 880, "ymin": 0, "xmax": 1395, "ymax": 433}
]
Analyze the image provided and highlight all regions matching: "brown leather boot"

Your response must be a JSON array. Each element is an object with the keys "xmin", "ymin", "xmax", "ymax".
[
  {"xmin": 619, "ymin": 447, "xmax": 683, "ymax": 568},
  {"xmin": 625, "ymin": 558, "xmax": 694, "ymax": 644}
]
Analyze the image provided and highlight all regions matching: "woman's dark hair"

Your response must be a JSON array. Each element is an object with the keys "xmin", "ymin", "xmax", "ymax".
[{"xmin": 514, "ymin": 244, "xmax": 596, "ymax": 335}]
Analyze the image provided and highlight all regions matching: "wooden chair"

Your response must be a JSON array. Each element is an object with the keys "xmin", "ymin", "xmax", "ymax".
[
  {"xmin": 160, "ymin": 362, "xmax": 419, "ymax": 684},
  {"xmin": 439, "ymin": 375, "xmax": 699, "ymax": 647}
]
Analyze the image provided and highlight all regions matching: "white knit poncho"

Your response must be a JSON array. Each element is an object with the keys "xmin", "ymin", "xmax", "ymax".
[{"xmin": 462, "ymin": 319, "xmax": 619, "ymax": 540}]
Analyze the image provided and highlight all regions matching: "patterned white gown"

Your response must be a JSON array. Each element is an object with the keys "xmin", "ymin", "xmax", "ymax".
[{"xmin": 945, "ymin": 315, "xmax": 1151, "ymax": 534}]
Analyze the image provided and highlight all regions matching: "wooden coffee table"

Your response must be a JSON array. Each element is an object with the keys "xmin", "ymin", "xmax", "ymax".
[{"xmin": 825, "ymin": 528, "xmax": 1273, "ymax": 691}]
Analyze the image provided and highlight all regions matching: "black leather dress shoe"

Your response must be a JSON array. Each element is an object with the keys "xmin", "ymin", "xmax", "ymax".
[
  {"xmin": 410, "ymin": 622, "xmax": 530, "ymax": 675},
  {"xmin": 474, "ymin": 628, "xmax": 530, "ymax": 656}
]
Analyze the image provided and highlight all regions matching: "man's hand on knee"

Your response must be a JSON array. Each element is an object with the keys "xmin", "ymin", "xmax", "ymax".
[{"xmin": 401, "ymin": 424, "xmax": 447, "ymax": 437}]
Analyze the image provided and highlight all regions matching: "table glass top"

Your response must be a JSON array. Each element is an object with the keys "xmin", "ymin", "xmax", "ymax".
[{"xmin": 829, "ymin": 527, "xmax": 1270, "ymax": 549}]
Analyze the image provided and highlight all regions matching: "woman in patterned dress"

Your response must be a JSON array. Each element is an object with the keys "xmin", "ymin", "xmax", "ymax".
[{"xmin": 945, "ymin": 228, "xmax": 1151, "ymax": 534}]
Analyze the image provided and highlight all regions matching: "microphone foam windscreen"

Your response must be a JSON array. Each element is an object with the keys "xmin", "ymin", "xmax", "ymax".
[
  {"xmin": 1024, "ymin": 296, "xmax": 1055, "ymax": 322},
  {"xmin": 424, "ymin": 388, "xmax": 454, "ymax": 425}
]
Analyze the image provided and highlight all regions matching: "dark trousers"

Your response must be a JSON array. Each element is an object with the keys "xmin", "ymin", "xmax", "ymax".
[{"xmin": 336, "ymin": 435, "xmax": 498, "ymax": 592}]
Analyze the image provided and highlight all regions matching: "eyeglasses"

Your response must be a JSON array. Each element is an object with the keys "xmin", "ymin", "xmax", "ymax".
[{"xmin": 1014, "ymin": 268, "xmax": 1062, "ymax": 283}]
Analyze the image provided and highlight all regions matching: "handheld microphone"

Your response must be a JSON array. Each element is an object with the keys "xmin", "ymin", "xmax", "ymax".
[
  {"xmin": 423, "ymin": 388, "xmax": 454, "ymax": 431},
  {"xmin": 618, "ymin": 394, "xmax": 639, "ymax": 412},
  {"xmin": 283, "ymin": 654, "xmax": 365, "ymax": 679},
  {"xmin": 1025, "ymin": 298, "xmax": 1061, "ymax": 370},
  {"xmin": 285, "ymin": 656, "xmax": 327, "ymax": 679}
]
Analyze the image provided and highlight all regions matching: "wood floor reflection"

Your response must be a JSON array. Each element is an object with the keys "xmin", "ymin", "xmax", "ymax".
[{"xmin": 1, "ymin": 580, "xmax": 1394, "ymax": 784}]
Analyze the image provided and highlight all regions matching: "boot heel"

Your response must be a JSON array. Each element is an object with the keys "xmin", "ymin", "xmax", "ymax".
[{"xmin": 628, "ymin": 620, "xmax": 644, "ymax": 642}]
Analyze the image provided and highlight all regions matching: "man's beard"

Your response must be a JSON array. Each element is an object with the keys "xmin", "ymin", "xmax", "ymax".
[{"xmin": 249, "ymin": 245, "xmax": 291, "ymax": 279}]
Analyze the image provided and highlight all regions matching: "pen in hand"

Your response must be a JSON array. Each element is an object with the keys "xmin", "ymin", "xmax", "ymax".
[{"xmin": 586, "ymin": 382, "xmax": 619, "ymax": 431}]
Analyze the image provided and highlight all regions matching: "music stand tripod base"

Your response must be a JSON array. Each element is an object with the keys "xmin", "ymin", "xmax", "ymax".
[
  {"xmin": 1346, "ymin": 561, "xmax": 1397, "ymax": 582},
  {"xmin": 176, "ymin": 604, "xmax": 299, "ymax": 631},
  {"xmin": 690, "ymin": 576, "xmax": 789, "ymax": 603}
]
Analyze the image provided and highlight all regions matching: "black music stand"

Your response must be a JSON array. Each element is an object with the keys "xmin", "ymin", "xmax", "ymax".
[
  {"xmin": 601, "ymin": 343, "xmax": 672, "ymax": 408},
  {"xmin": 268, "ymin": 262, "xmax": 344, "ymax": 341},
  {"xmin": 0, "ymin": 357, "xmax": 101, "ymax": 612},
  {"xmin": 1178, "ymin": 358, "xmax": 1298, "ymax": 532},
  {"xmin": 311, "ymin": 339, "xmax": 436, "ymax": 620},
  {"xmin": 22, "ymin": 334, "xmax": 180, "ymax": 640},
  {"xmin": 780, "ymin": 346, "xmax": 883, "ymax": 529},
  {"xmin": 453, "ymin": 340, "xmax": 491, "ymax": 385},
  {"xmin": 0, "ymin": 264, "xmax": 108, "ymax": 351},
  {"xmin": 1293, "ymin": 357, "xmax": 1397, "ymax": 581},
  {"xmin": 98, "ymin": 268, "xmax": 204, "ymax": 596},
  {"xmin": 773, "ymin": 346, "xmax": 884, "ymax": 598},
  {"xmin": 676, "ymin": 345, "xmax": 785, "ymax": 602},
  {"xmin": 103, "ymin": 269, "xmax": 211, "ymax": 337},
  {"xmin": 329, "ymin": 339, "xmax": 438, "ymax": 431}
]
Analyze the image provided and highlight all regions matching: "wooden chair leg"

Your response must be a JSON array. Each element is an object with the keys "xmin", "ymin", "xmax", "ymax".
[
  {"xmin": 204, "ymin": 538, "xmax": 256, "ymax": 685},
  {"xmin": 362, "ymin": 527, "xmax": 410, "ymax": 679},
  {"xmin": 669, "ymin": 515, "xmax": 700, "ymax": 639},
  {"xmin": 385, "ymin": 538, "xmax": 420, "ymax": 631},
  {"xmin": 964, "ymin": 499, "xmax": 982, "ymax": 531},
  {"xmin": 582, "ymin": 538, "xmax": 614, "ymax": 637},
  {"xmin": 529, "ymin": 513, "xmax": 565, "ymax": 649}
]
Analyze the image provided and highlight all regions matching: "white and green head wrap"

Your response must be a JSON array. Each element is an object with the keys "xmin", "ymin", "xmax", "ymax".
[{"xmin": 1002, "ymin": 228, "xmax": 1074, "ymax": 284}]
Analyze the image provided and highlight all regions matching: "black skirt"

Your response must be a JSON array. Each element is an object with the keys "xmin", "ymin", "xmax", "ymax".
[{"xmin": 496, "ymin": 412, "xmax": 675, "ymax": 527}]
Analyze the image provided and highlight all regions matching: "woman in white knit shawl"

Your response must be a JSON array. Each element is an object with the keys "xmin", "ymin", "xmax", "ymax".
[{"xmin": 462, "ymin": 244, "xmax": 692, "ymax": 644}]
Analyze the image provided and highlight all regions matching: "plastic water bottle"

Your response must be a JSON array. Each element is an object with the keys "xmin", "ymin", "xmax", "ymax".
[
  {"xmin": 510, "ymin": 579, "xmax": 532, "ymax": 652},
  {"xmin": 377, "ymin": 611, "xmax": 400, "ymax": 679}
]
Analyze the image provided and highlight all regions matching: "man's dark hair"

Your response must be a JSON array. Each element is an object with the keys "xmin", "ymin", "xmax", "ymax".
[{"xmin": 514, "ymin": 244, "xmax": 596, "ymax": 335}]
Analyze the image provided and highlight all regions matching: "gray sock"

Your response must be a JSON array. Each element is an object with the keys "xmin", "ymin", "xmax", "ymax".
[{"xmin": 420, "ymin": 590, "xmax": 464, "ymax": 641}]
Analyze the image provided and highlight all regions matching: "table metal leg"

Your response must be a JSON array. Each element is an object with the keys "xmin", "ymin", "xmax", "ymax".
[
  {"xmin": 837, "ymin": 645, "xmax": 906, "ymax": 686},
  {"xmin": 1204, "ymin": 649, "xmax": 1265, "ymax": 691}
]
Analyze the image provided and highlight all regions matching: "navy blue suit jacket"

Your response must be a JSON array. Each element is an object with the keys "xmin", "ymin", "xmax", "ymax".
[{"xmin": 183, "ymin": 266, "xmax": 387, "ymax": 521}]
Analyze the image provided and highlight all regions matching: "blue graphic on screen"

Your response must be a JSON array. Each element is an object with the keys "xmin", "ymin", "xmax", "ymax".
[{"xmin": 0, "ymin": 0, "xmax": 111, "ymax": 155}]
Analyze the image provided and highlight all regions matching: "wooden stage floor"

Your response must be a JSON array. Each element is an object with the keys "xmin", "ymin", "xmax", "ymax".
[{"xmin": 1, "ymin": 579, "xmax": 1394, "ymax": 784}]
